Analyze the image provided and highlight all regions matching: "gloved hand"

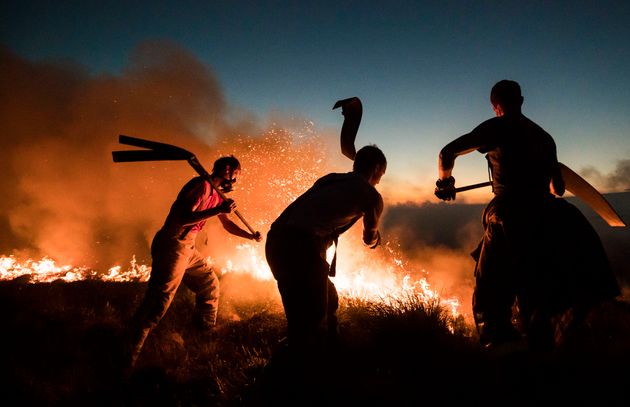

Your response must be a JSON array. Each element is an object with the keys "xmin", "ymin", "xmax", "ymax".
[{"xmin": 435, "ymin": 176, "xmax": 456, "ymax": 201}]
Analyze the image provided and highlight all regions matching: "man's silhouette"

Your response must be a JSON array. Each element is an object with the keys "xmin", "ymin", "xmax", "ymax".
[
  {"xmin": 265, "ymin": 145, "xmax": 386, "ymax": 355},
  {"xmin": 435, "ymin": 80, "xmax": 619, "ymax": 350},
  {"xmin": 124, "ymin": 155, "xmax": 262, "ymax": 370}
]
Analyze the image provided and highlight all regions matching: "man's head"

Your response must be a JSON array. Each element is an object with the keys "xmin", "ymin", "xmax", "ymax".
[
  {"xmin": 353, "ymin": 145, "xmax": 387, "ymax": 186},
  {"xmin": 212, "ymin": 155, "xmax": 241, "ymax": 192},
  {"xmin": 490, "ymin": 80, "xmax": 523, "ymax": 116}
]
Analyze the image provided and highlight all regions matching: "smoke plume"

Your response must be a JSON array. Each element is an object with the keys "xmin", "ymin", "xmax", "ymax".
[
  {"xmin": 0, "ymin": 41, "xmax": 343, "ymax": 271},
  {"xmin": 580, "ymin": 159, "xmax": 630, "ymax": 192},
  {"xmin": 381, "ymin": 201, "xmax": 485, "ymax": 314},
  {"xmin": 4, "ymin": 41, "xmax": 628, "ymax": 317}
]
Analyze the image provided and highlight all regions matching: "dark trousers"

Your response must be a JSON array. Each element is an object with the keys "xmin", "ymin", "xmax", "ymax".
[
  {"xmin": 265, "ymin": 225, "xmax": 339, "ymax": 351},
  {"xmin": 472, "ymin": 195, "xmax": 619, "ymax": 349}
]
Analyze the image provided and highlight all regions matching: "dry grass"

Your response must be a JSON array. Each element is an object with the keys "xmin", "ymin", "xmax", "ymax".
[{"xmin": 1, "ymin": 276, "xmax": 629, "ymax": 406}]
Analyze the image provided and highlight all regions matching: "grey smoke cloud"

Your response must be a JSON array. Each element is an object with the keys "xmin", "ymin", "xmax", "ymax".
[
  {"xmin": 380, "ymin": 201, "xmax": 486, "ymax": 315},
  {"xmin": 382, "ymin": 192, "xmax": 630, "ymax": 301},
  {"xmin": 581, "ymin": 159, "xmax": 630, "ymax": 192}
]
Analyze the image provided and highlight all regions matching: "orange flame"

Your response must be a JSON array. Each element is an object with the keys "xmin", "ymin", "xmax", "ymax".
[
  {"xmin": 1, "ymin": 244, "xmax": 459, "ymax": 319},
  {"xmin": 0, "ymin": 125, "xmax": 463, "ymax": 323},
  {"xmin": 0, "ymin": 255, "xmax": 150, "ymax": 283}
]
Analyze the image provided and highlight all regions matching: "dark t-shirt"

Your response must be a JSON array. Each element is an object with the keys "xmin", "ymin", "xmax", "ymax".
[
  {"xmin": 272, "ymin": 172, "xmax": 383, "ymax": 247},
  {"xmin": 471, "ymin": 115, "xmax": 558, "ymax": 197}
]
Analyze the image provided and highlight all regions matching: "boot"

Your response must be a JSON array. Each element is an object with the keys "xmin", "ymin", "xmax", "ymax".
[{"xmin": 192, "ymin": 308, "xmax": 219, "ymax": 338}]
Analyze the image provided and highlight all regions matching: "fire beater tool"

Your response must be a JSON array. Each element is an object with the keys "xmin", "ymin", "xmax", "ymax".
[
  {"xmin": 452, "ymin": 164, "xmax": 626, "ymax": 227},
  {"xmin": 112, "ymin": 135, "xmax": 256, "ymax": 234},
  {"xmin": 333, "ymin": 97, "xmax": 362, "ymax": 161},
  {"xmin": 330, "ymin": 96, "xmax": 364, "ymax": 274},
  {"xmin": 557, "ymin": 163, "xmax": 626, "ymax": 227}
]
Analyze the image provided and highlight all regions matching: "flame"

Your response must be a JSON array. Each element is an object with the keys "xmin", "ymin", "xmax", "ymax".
[
  {"xmin": 0, "ymin": 125, "xmax": 463, "ymax": 324},
  {"xmin": 0, "ymin": 237, "xmax": 459, "ymax": 318},
  {"xmin": 0, "ymin": 255, "xmax": 150, "ymax": 283}
]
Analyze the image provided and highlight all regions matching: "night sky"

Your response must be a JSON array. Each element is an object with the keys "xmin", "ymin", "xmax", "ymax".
[{"xmin": 3, "ymin": 1, "xmax": 629, "ymax": 201}]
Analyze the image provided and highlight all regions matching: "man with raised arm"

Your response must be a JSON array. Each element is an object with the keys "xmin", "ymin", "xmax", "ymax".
[{"xmin": 265, "ymin": 145, "xmax": 386, "ymax": 355}]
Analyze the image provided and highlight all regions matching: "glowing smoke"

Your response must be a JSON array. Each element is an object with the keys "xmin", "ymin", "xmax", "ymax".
[
  {"xmin": 0, "ymin": 41, "xmax": 344, "ymax": 268},
  {"xmin": 1, "ymin": 41, "xmax": 475, "ymax": 315}
]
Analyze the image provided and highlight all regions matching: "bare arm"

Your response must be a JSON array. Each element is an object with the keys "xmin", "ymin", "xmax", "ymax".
[
  {"xmin": 438, "ymin": 131, "xmax": 486, "ymax": 179},
  {"xmin": 218, "ymin": 213, "xmax": 262, "ymax": 241},
  {"xmin": 362, "ymin": 194, "xmax": 384, "ymax": 248},
  {"xmin": 435, "ymin": 130, "xmax": 489, "ymax": 201},
  {"xmin": 177, "ymin": 199, "xmax": 235, "ymax": 227},
  {"xmin": 550, "ymin": 163, "xmax": 565, "ymax": 197}
]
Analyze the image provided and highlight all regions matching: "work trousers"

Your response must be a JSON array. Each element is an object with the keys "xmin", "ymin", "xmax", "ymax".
[
  {"xmin": 265, "ymin": 225, "xmax": 339, "ymax": 352},
  {"xmin": 128, "ymin": 229, "xmax": 219, "ymax": 362},
  {"xmin": 472, "ymin": 195, "xmax": 619, "ymax": 349}
]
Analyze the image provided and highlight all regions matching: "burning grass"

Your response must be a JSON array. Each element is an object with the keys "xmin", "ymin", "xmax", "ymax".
[{"xmin": 1, "ymin": 274, "xmax": 629, "ymax": 406}]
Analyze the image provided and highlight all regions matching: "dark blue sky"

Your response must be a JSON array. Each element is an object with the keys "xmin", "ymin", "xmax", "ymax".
[{"xmin": 3, "ymin": 0, "xmax": 630, "ymax": 200}]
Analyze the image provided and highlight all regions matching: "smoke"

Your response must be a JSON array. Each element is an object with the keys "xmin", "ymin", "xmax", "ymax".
[
  {"xmin": 0, "ymin": 42, "xmax": 347, "ymax": 270},
  {"xmin": 381, "ymin": 201, "xmax": 485, "ymax": 314},
  {"xmin": 1, "ymin": 41, "xmax": 231, "ymax": 266},
  {"xmin": 580, "ymin": 159, "xmax": 630, "ymax": 192},
  {"xmin": 1, "ymin": 41, "xmax": 482, "ymax": 311}
]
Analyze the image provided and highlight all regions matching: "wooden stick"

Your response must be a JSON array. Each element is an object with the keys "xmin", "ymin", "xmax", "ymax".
[
  {"xmin": 454, "ymin": 181, "xmax": 492, "ymax": 193},
  {"xmin": 114, "ymin": 135, "xmax": 257, "ymax": 234}
]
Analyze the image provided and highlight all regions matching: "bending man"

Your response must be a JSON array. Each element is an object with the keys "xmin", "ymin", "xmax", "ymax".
[
  {"xmin": 265, "ymin": 145, "xmax": 387, "ymax": 354},
  {"xmin": 126, "ymin": 155, "xmax": 262, "ymax": 369}
]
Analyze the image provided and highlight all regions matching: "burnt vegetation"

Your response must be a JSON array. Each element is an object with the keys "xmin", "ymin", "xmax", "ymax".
[{"xmin": 1, "ymin": 274, "xmax": 629, "ymax": 406}]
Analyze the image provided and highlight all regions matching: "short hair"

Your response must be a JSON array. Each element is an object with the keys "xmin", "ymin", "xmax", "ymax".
[
  {"xmin": 353, "ymin": 145, "xmax": 387, "ymax": 174},
  {"xmin": 490, "ymin": 80, "xmax": 522, "ymax": 108},
  {"xmin": 212, "ymin": 155, "xmax": 241, "ymax": 175}
]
